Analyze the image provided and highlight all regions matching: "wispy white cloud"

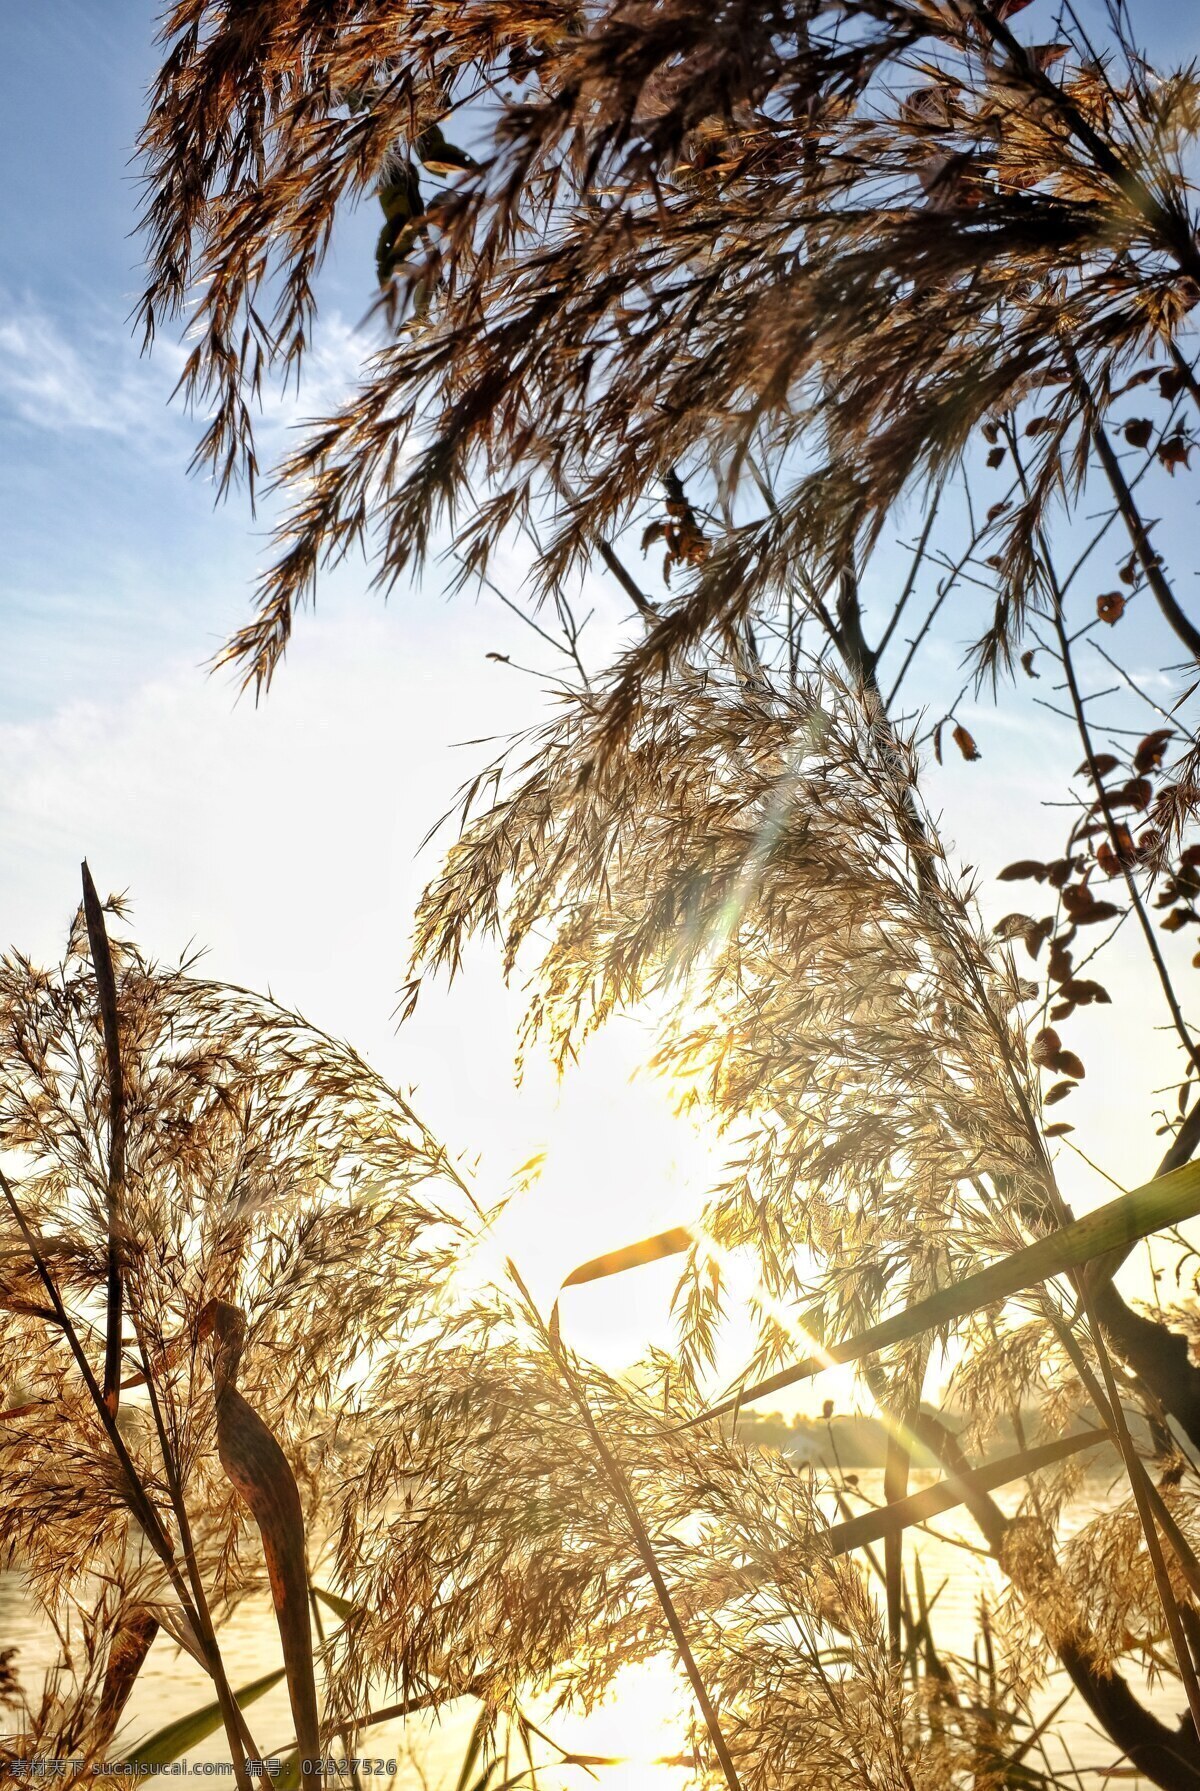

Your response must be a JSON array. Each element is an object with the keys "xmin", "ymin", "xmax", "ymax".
[
  {"xmin": 0, "ymin": 292, "xmax": 370, "ymax": 453},
  {"xmin": 0, "ymin": 601, "xmax": 704, "ymax": 1365},
  {"xmin": 0, "ymin": 301, "xmax": 175, "ymax": 435}
]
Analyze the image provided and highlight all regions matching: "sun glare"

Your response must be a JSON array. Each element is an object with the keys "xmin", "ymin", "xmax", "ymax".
[
  {"xmin": 544, "ymin": 1656, "xmax": 693, "ymax": 1789},
  {"xmin": 449, "ymin": 1024, "xmax": 867, "ymax": 1412},
  {"xmin": 454, "ymin": 1026, "xmax": 715, "ymax": 1366}
]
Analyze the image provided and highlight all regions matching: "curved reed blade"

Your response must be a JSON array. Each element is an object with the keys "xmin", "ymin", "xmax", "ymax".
[
  {"xmin": 690, "ymin": 1159, "xmax": 1200, "ymax": 1423},
  {"xmin": 127, "ymin": 1666, "xmax": 285, "ymax": 1779},
  {"xmin": 269, "ymin": 1749, "xmax": 302, "ymax": 1791},
  {"xmin": 309, "ymin": 1585, "xmax": 356, "ymax": 1624},
  {"xmin": 202, "ymin": 1301, "xmax": 322, "ymax": 1790},
  {"xmin": 455, "ymin": 1707, "xmax": 492, "ymax": 1791},
  {"xmin": 561, "ymin": 1226, "xmax": 693, "ymax": 1288},
  {"xmin": 81, "ymin": 861, "xmax": 125, "ymax": 1419}
]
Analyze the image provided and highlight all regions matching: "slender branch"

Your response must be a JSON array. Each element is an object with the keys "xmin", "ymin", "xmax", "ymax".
[
  {"xmin": 998, "ymin": 416, "xmax": 1200, "ymax": 1080},
  {"xmin": 882, "ymin": 1424, "xmax": 907, "ymax": 1664},
  {"xmin": 886, "ymin": 529, "xmax": 989, "ymax": 707},
  {"xmin": 0, "ymin": 1164, "xmax": 176, "ymax": 1569},
  {"xmin": 511, "ymin": 1265, "xmax": 743, "ymax": 1791},
  {"xmin": 1160, "ymin": 1103, "xmax": 1200, "ymax": 1180},
  {"xmin": 1007, "ymin": 526, "xmax": 1200, "ymax": 1733},
  {"xmin": 594, "ymin": 536, "xmax": 657, "ymax": 621},
  {"xmin": 136, "ymin": 1328, "xmax": 261, "ymax": 1784},
  {"xmin": 0, "ymin": 1157, "xmax": 277, "ymax": 1787},
  {"xmin": 970, "ymin": 2, "xmax": 1200, "ymax": 283},
  {"xmin": 1050, "ymin": 597, "xmax": 1200, "ymax": 1078},
  {"xmin": 995, "ymin": 418, "xmax": 1200, "ymax": 1474},
  {"xmin": 875, "ymin": 489, "xmax": 943, "ymax": 664},
  {"xmin": 461, "ymin": 556, "xmax": 583, "ymax": 668},
  {"xmin": 834, "ymin": 566, "xmax": 876, "ymax": 681},
  {"xmin": 1089, "ymin": 638, "xmax": 1180, "ymax": 726},
  {"xmin": 1065, "ymin": 352, "xmax": 1200, "ymax": 663},
  {"xmin": 1168, "ymin": 342, "xmax": 1200, "ymax": 417},
  {"xmin": 0, "ymin": 1165, "xmax": 262, "ymax": 1788},
  {"xmin": 1084, "ymin": 1107, "xmax": 1200, "ymax": 1453}
]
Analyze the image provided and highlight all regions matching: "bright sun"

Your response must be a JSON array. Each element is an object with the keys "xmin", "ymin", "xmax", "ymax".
[
  {"xmin": 451, "ymin": 1016, "xmax": 859, "ymax": 1418},
  {"xmin": 549, "ymin": 1656, "xmax": 695, "ymax": 1788},
  {"xmin": 457, "ymin": 1022, "xmax": 716, "ymax": 1369}
]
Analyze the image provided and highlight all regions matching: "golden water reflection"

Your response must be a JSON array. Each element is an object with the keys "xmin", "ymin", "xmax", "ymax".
[{"xmin": 0, "ymin": 1468, "xmax": 1186, "ymax": 1787}]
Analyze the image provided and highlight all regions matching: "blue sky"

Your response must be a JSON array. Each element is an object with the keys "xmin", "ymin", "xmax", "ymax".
[
  {"xmin": 3, "ymin": 2, "xmax": 1200, "ymax": 1378},
  {"xmin": 0, "ymin": 5, "xmax": 531, "ymax": 985},
  {"xmin": 0, "ymin": 3, "xmax": 722, "ymax": 1363}
]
